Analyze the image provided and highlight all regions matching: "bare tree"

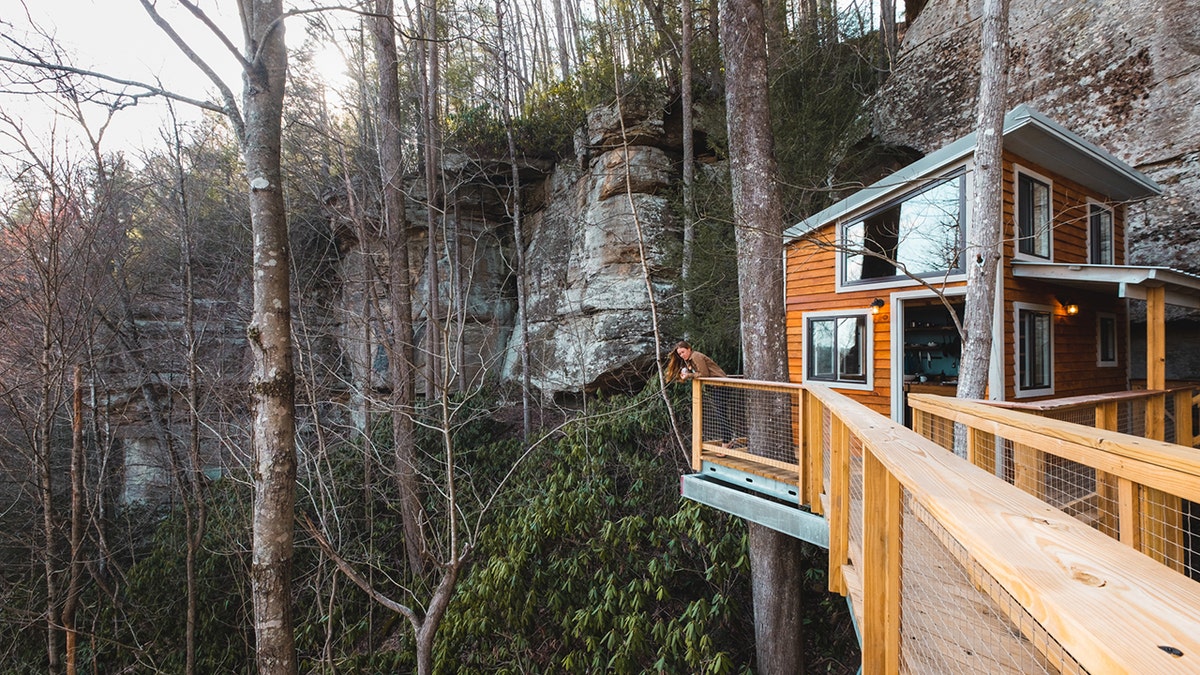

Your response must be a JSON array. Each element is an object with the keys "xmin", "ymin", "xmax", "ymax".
[
  {"xmin": 680, "ymin": 0, "xmax": 696, "ymax": 321},
  {"xmin": 717, "ymin": 0, "xmax": 805, "ymax": 671},
  {"xmin": 136, "ymin": 0, "xmax": 299, "ymax": 669},
  {"xmin": 372, "ymin": 0, "xmax": 428, "ymax": 574},
  {"xmin": 956, "ymin": 0, "xmax": 1011, "ymax": 438}
]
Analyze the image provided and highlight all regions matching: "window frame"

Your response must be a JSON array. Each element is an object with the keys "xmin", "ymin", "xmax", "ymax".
[
  {"xmin": 1096, "ymin": 311, "xmax": 1119, "ymax": 367},
  {"xmin": 1015, "ymin": 166, "xmax": 1054, "ymax": 261},
  {"xmin": 837, "ymin": 171, "xmax": 967, "ymax": 290},
  {"xmin": 1013, "ymin": 302, "xmax": 1055, "ymax": 398},
  {"xmin": 803, "ymin": 310, "xmax": 873, "ymax": 391},
  {"xmin": 1088, "ymin": 200, "xmax": 1115, "ymax": 265}
]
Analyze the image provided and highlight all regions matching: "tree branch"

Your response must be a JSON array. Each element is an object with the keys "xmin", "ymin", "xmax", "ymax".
[
  {"xmin": 0, "ymin": 55, "xmax": 226, "ymax": 116},
  {"xmin": 137, "ymin": 0, "xmax": 245, "ymax": 140},
  {"xmin": 300, "ymin": 513, "xmax": 421, "ymax": 628}
]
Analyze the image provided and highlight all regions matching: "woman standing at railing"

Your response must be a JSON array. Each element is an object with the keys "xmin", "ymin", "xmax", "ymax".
[{"xmin": 668, "ymin": 341, "xmax": 738, "ymax": 447}]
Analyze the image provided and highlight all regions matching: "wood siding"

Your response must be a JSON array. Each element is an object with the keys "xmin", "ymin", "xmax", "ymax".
[
  {"xmin": 786, "ymin": 149, "xmax": 1131, "ymax": 418},
  {"xmin": 1001, "ymin": 152, "xmax": 1128, "ymax": 401}
]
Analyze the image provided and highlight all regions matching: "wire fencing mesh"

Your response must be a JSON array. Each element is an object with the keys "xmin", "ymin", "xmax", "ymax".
[
  {"xmin": 912, "ymin": 399, "xmax": 1200, "ymax": 582},
  {"xmin": 897, "ymin": 494, "xmax": 1088, "ymax": 674}
]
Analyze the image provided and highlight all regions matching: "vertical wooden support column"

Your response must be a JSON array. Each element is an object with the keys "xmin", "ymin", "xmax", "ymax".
[
  {"xmin": 1011, "ymin": 442, "xmax": 1044, "ymax": 501},
  {"xmin": 691, "ymin": 378, "xmax": 703, "ymax": 471},
  {"xmin": 1095, "ymin": 401, "xmax": 1120, "ymax": 537},
  {"xmin": 828, "ymin": 415, "xmax": 850, "ymax": 595},
  {"xmin": 966, "ymin": 427, "xmax": 982, "ymax": 471},
  {"xmin": 1174, "ymin": 389, "xmax": 1194, "ymax": 448},
  {"xmin": 1147, "ymin": 393, "xmax": 1166, "ymax": 443},
  {"xmin": 1146, "ymin": 285, "xmax": 1166, "ymax": 441},
  {"xmin": 793, "ymin": 390, "xmax": 805, "ymax": 506},
  {"xmin": 1118, "ymin": 477, "xmax": 1142, "ymax": 550},
  {"xmin": 1141, "ymin": 288, "xmax": 1183, "ymax": 569},
  {"xmin": 806, "ymin": 391, "xmax": 825, "ymax": 516},
  {"xmin": 863, "ymin": 450, "xmax": 902, "ymax": 675}
]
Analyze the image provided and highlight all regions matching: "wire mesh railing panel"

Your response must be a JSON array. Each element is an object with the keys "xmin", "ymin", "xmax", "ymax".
[
  {"xmin": 1041, "ymin": 406, "xmax": 1094, "ymax": 427},
  {"xmin": 1118, "ymin": 399, "xmax": 1144, "ymax": 439},
  {"xmin": 848, "ymin": 434, "xmax": 864, "ymax": 556},
  {"xmin": 899, "ymin": 493, "xmax": 1087, "ymax": 675},
  {"xmin": 1139, "ymin": 488, "xmax": 1198, "ymax": 580},
  {"xmin": 702, "ymin": 384, "xmax": 801, "ymax": 465},
  {"xmin": 972, "ymin": 429, "xmax": 999, "ymax": 476},
  {"xmin": 822, "ymin": 406, "xmax": 832, "ymax": 489},
  {"xmin": 925, "ymin": 413, "xmax": 954, "ymax": 452}
]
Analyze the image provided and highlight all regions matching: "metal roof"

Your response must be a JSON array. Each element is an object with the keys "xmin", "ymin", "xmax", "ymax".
[
  {"xmin": 1012, "ymin": 262, "xmax": 1200, "ymax": 310},
  {"xmin": 784, "ymin": 105, "xmax": 1162, "ymax": 241}
]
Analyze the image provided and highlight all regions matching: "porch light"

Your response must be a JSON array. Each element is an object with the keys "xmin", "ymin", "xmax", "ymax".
[
  {"xmin": 1064, "ymin": 300, "xmax": 1080, "ymax": 316},
  {"xmin": 870, "ymin": 297, "xmax": 886, "ymax": 315}
]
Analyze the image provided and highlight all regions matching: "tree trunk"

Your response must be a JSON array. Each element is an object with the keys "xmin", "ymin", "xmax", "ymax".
[
  {"xmin": 718, "ymin": 0, "xmax": 805, "ymax": 670},
  {"xmin": 681, "ymin": 0, "xmax": 695, "ymax": 320},
  {"xmin": 880, "ymin": 0, "xmax": 898, "ymax": 73},
  {"xmin": 422, "ymin": 0, "xmax": 443, "ymax": 398},
  {"xmin": 241, "ymin": 2, "xmax": 298, "ymax": 672},
  {"xmin": 63, "ymin": 366, "xmax": 85, "ymax": 675},
  {"xmin": 956, "ymin": 0, "xmax": 1011, "ymax": 447},
  {"xmin": 373, "ymin": 0, "xmax": 428, "ymax": 574}
]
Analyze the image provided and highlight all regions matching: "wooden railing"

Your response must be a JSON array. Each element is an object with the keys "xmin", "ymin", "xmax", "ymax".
[
  {"xmin": 691, "ymin": 379, "xmax": 1200, "ymax": 674},
  {"xmin": 986, "ymin": 386, "xmax": 1197, "ymax": 447}
]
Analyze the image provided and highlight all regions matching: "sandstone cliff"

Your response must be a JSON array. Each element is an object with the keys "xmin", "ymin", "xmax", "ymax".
[{"xmin": 871, "ymin": 0, "xmax": 1200, "ymax": 274}]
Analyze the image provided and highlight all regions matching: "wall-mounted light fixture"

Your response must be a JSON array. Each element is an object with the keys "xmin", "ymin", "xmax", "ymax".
[
  {"xmin": 870, "ymin": 297, "xmax": 886, "ymax": 315},
  {"xmin": 1060, "ymin": 298, "xmax": 1080, "ymax": 316}
]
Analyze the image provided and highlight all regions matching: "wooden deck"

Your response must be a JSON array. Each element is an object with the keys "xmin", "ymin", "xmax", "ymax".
[{"xmin": 685, "ymin": 379, "xmax": 1200, "ymax": 674}]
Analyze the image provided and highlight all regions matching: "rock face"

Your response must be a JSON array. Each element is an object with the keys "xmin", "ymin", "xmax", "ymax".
[
  {"xmin": 871, "ymin": 0, "xmax": 1200, "ymax": 274},
  {"xmin": 334, "ymin": 96, "xmax": 683, "ymax": 403}
]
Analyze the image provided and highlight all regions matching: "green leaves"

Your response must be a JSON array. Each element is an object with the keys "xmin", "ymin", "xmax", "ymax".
[{"xmin": 433, "ymin": 394, "xmax": 755, "ymax": 672}]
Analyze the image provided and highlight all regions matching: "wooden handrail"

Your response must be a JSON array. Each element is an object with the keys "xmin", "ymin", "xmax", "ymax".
[
  {"xmin": 805, "ymin": 384, "xmax": 1200, "ymax": 674},
  {"xmin": 907, "ymin": 393, "xmax": 1200, "ymax": 501},
  {"xmin": 988, "ymin": 386, "xmax": 1193, "ymax": 412}
]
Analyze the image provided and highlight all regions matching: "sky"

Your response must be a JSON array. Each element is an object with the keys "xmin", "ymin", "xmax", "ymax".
[{"xmin": 0, "ymin": 0, "xmax": 341, "ymax": 158}]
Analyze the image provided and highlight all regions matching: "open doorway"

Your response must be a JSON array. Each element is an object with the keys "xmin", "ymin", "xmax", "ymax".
[{"xmin": 899, "ymin": 298, "xmax": 963, "ymax": 427}]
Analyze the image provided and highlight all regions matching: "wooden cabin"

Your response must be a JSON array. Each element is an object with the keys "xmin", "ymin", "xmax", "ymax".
[{"xmin": 783, "ymin": 105, "xmax": 1200, "ymax": 425}]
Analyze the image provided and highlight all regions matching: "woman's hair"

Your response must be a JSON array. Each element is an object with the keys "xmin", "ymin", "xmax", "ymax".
[{"xmin": 665, "ymin": 341, "xmax": 692, "ymax": 383}]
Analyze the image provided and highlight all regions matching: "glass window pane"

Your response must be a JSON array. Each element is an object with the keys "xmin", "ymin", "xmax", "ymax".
[
  {"xmin": 837, "ymin": 317, "xmax": 864, "ymax": 379},
  {"xmin": 1090, "ymin": 205, "xmax": 1113, "ymax": 265},
  {"xmin": 1018, "ymin": 175, "xmax": 1051, "ymax": 258},
  {"xmin": 843, "ymin": 175, "xmax": 963, "ymax": 283},
  {"xmin": 1019, "ymin": 309, "xmax": 1052, "ymax": 390},
  {"xmin": 1099, "ymin": 316, "xmax": 1117, "ymax": 363},
  {"xmin": 810, "ymin": 319, "xmax": 835, "ymax": 378}
]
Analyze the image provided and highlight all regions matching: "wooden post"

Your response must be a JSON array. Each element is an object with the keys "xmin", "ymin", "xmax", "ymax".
[
  {"xmin": 793, "ymin": 389, "xmax": 804, "ymax": 506},
  {"xmin": 691, "ymin": 378, "xmax": 703, "ymax": 471},
  {"xmin": 1118, "ymin": 477, "xmax": 1142, "ymax": 551},
  {"xmin": 806, "ymin": 390, "xmax": 825, "ymax": 515},
  {"xmin": 1095, "ymin": 401, "xmax": 1120, "ymax": 537},
  {"xmin": 1174, "ymin": 389, "xmax": 1194, "ymax": 448},
  {"xmin": 1146, "ymin": 285, "xmax": 1166, "ymax": 441},
  {"xmin": 1141, "ymin": 288, "xmax": 1183, "ymax": 570},
  {"xmin": 1011, "ymin": 442, "xmax": 1044, "ymax": 501},
  {"xmin": 828, "ymin": 415, "xmax": 850, "ymax": 595},
  {"xmin": 1146, "ymin": 285, "xmax": 1166, "ymax": 391},
  {"xmin": 863, "ymin": 450, "xmax": 902, "ymax": 674}
]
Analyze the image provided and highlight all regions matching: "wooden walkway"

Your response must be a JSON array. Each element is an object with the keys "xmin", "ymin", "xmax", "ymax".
[{"xmin": 683, "ymin": 379, "xmax": 1200, "ymax": 674}]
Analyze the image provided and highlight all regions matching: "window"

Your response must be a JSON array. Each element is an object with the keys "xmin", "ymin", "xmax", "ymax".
[
  {"xmin": 1097, "ymin": 313, "xmax": 1118, "ymax": 366},
  {"xmin": 1016, "ymin": 306, "xmax": 1053, "ymax": 395},
  {"xmin": 1089, "ymin": 203, "xmax": 1114, "ymax": 264},
  {"xmin": 842, "ymin": 173, "xmax": 964, "ymax": 284},
  {"xmin": 807, "ymin": 314, "xmax": 868, "ymax": 386},
  {"xmin": 1017, "ymin": 172, "xmax": 1052, "ymax": 259}
]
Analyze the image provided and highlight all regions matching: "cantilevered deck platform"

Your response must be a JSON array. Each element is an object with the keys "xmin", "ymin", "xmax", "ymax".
[{"xmin": 682, "ymin": 377, "xmax": 1200, "ymax": 674}]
